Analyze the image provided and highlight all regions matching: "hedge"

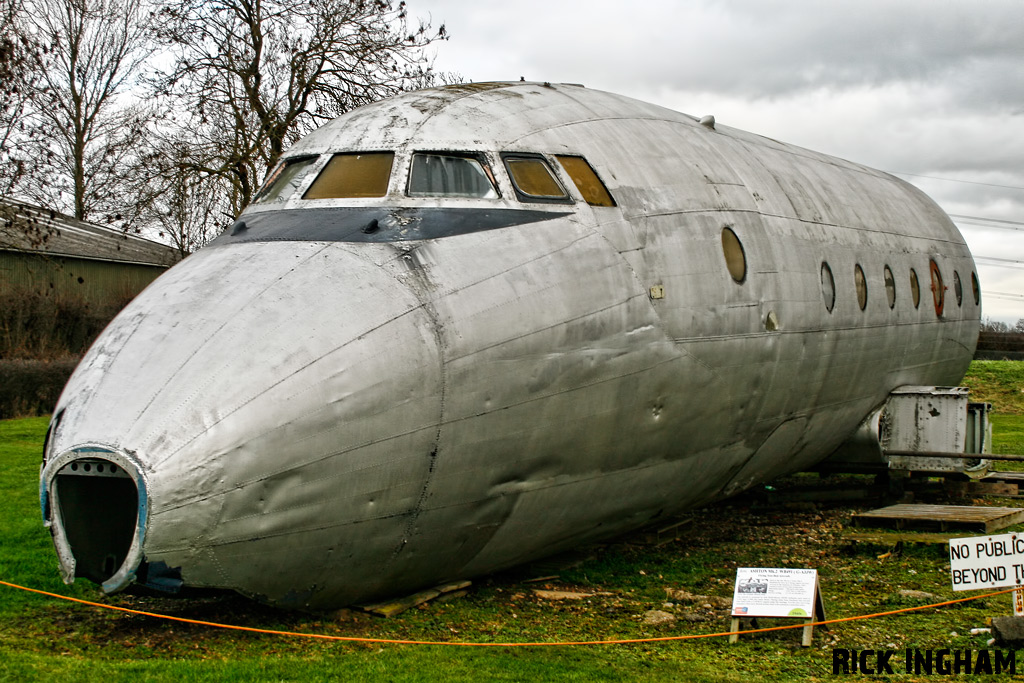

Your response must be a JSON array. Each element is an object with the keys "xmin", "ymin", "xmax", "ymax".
[{"xmin": 0, "ymin": 358, "xmax": 79, "ymax": 419}]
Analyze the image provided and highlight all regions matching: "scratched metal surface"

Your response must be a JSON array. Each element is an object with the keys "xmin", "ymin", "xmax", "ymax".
[{"xmin": 41, "ymin": 83, "xmax": 979, "ymax": 608}]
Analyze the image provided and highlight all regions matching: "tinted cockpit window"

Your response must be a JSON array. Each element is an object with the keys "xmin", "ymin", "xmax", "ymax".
[
  {"xmin": 303, "ymin": 152, "xmax": 394, "ymax": 199},
  {"xmin": 555, "ymin": 155, "xmax": 615, "ymax": 207},
  {"xmin": 408, "ymin": 153, "xmax": 498, "ymax": 198},
  {"xmin": 503, "ymin": 155, "xmax": 570, "ymax": 202},
  {"xmin": 253, "ymin": 156, "xmax": 318, "ymax": 204}
]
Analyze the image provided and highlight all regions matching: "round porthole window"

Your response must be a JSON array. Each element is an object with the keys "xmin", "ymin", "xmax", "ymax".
[
  {"xmin": 910, "ymin": 268, "xmax": 921, "ymax": 309},
  {"xmin": 721, "ymin": 227, "xmax": 746, "ymax": 283},
  {"xmin": 953, "ymin": 270, "xmax": 963, "ymax": 307},
  {"xmin": 821, "ymin": 262, "xmax": 835, "ymax": 313},
  {"xmin": 971, "ymin": 271, "xmax": 980, "ymax": 306},
  {"xmin": 884, "ymin": 265, "xmax": 896, "ymax": 310},
  {"xmin": 854, "ymin": 264, "xmax": 867, "ymax": 311},
  {"xmin": 929, "ymin": 259, "xmax": 945, "ymax": 316}
]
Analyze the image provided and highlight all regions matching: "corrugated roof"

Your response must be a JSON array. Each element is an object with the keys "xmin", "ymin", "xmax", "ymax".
[{"xmin": 0, "ymin": 197, "xmax": 180, "ymax": 267}]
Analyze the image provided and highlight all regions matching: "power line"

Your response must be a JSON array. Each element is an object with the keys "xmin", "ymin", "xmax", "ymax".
[
  {"xmin": 976, "ymin": 256, "xmax": 1024, "ymax": 264},
  {"xmin": 957, "ymin": 221, "xmax": 1023, "ymax": 232},
  {"xmin": 951, "ymin": 214, "xmax": 1024, "ymax": 226},
  {"xmin": 893, "ymin": 172, "xmax": 1024, "ymax": 192},
  {"xmin": 975, "ymin": 256, "xmax": 1024, "ymax": 269},
  {"xmin": 951, "ymin": 215, "xmax": 1024, "ymax": 231},
  {"xmin": 985, "ymin": 291, "xmax": 1024, "ymax": 301}
]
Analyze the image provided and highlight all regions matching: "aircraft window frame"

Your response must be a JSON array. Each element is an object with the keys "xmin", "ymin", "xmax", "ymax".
[
  {"xmin": 501, "ymin": 153, "xmax": 572, "ymax": 204},
  {"xmin": 929, "ymin": 259, "xmax": 945, "ymax": 317},
  {"xmin": 910, "ymin": 268, "xmax": 921, "ymax": 309},
  {"xmin": 953, "ymin": 270, "xmax": 963, "ymax": 307},
  {"xmin": 253, "ymin": 155, "xmax": 319, "ymax": 204},
  {"xmin": 854, "ymin": 264, "xmax": 868, "ymax": 311},
  {"xmin": 303, "ymin": 151, "xmax": 395, "ymax": 199},
  {"xmin": 720, "ymin": 227, "xmax": 747, "ymax": 284},
  {"xmin": 407, "ymin": 152, "xmax": 500, "ymax": 199},
  {"xmin": 821, "ymin": 261, "xmax": 835, "ymax": 313},
  {"xmin": 971, "ymin": 271, "xmax": 980, "ymax": 306},
  {"xmin": 883, "ymin": 265, "xmax": 896, "ymax": 310},
  {"xmin": 554, "ymin": 155, "xmax": 616, "ymax": 207}
]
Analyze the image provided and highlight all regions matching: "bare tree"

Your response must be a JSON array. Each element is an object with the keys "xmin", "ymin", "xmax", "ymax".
[
  {"xmin": 18, "ymin": 0, "xmax": 154, "ymax": 226},
  {"xmin": 0, "ymin": 0, "xmax": 56, "ymax": 249},
  {"xmin": 981, "ymin": 318, "xmax": 1011, "ymax": 333},
  {"xmin": 0, "ymin": 0, "xmax": 41, "ymax": 201},
  {"xmin": 154, "ymin": 0, "xmax": 447, "ymax": 215},
  {"xmin": 143, "ymin": 134, "xmax": 231, "ymax": 257}
]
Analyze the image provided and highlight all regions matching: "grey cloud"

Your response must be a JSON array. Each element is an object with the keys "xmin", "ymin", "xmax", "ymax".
[
  {"xmin": 420, "ymin": 0, "xmax": 1024, "ymax": 321},
  {"xmin": 507, "ymin": 0, "xmax": 1023, "ymax": 106}
]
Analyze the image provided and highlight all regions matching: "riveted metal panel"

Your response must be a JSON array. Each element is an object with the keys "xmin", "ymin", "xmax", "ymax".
[{"xmin": 883, "ymin": 386, "xmax": 973, "ymax": 473}]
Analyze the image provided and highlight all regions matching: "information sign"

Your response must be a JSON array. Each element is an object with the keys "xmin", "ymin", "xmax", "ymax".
[
  {"xmin": 729, "ymin": 567, "xmax": 825, "ymax": 647},
  {"xmin": 731, "ymin": 567, "xmax": 819, "ymax": 618}
]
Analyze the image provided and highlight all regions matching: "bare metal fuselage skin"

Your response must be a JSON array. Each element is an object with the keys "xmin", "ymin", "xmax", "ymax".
[{"xmin": 41, "ymin": 83, "xmax": 979, "ymax": 608}]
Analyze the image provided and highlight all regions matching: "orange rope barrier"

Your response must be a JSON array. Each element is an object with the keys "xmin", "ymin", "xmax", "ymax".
[{"xmin": 1, "ymin": 579, "xmax": 1019, "ymax": 647}]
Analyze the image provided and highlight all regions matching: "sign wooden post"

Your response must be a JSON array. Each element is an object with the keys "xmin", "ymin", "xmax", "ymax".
[{"xmin": 729, "ymin": 568, "xmax": 826, "ymax": 647}]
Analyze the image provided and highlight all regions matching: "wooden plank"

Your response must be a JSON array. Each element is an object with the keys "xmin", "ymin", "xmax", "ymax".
[
  {"xmin": 843, "ymin": 530, "xmax": 954, "ymax": 546},
  {"xmin": 357, "ymin": 580, "xmax": 472, "ymax": 617},
  {"xmin": 885, "ymin": 450, "xmax": 1024, "ymax": 463},
  {"xmin": 802, "ymin": 618, "xmax": 814, "ymax": 647},
  {"xmin": 647, "ymin": 518, "xmax": 693, "ymax": 546},
  {"xmin": 983, "ymin": 471, "xmax": 1024, "ymax": 485},
  {"xmin": 945, "ymin": 481, "xmax": 1019, "ymax": 497},
  {"xmin": 768, "ymin": 487, "xmax": 885, "ymax": 503},
  {"xmin": 850, "ymin": 504, "xmax": 1024, "ymax": 533},
  {"xmin": 360, "ymin": 588, "xmax": 440, "ymax": 617}
]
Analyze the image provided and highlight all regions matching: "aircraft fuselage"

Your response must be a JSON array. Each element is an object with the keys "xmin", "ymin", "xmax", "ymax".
[{"xmin": 41, "ymin": 83, "xmax": 978, "ymax": 608}]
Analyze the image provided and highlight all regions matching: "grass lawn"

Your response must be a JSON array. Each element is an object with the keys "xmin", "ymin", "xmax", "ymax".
[
  {"xmin": 2, "ymin": 362, "xmax": 1022, "ymax": 681},
  {"xmin": 961, "ymin": 360, "xmax": 1024, "ymax": 415},
  {"xmin": 991, "ymin": 415, "xmax": 1024, "ymax": 457}
]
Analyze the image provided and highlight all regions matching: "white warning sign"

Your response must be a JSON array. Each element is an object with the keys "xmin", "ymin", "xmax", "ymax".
[{"xmin": 948, "ymin": 532, "xmax": 1024, "ymax": 591}]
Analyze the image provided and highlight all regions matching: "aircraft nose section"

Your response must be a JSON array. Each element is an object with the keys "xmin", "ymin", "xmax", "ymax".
[
  {"xmin": 42, "ymin": 241, "xmax": 444, "ymax": 600},
  {"xmin": 41, "ymin": 447, "xmax": 148, "ymax": 593}
]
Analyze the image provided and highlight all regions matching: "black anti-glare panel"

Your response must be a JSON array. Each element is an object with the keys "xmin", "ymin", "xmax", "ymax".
[{"xmin": 210, "ymin": 207, "xmax": 571, "ymax": 246}]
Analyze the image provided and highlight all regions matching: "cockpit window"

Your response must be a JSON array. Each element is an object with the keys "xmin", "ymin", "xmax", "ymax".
[
  {"xmin": 303, "ymin": 152, "xmax": 394, "ymax": 199},
  {"xmin": 503, "ymin": 155, "xmax": 570, "ymax": 202},
  {"xmin": 253, "ymin": 155, "xmax": 318, "ymax": 204},
  {"xmin": 408, "ymin": 153, "xmax": 499, "ymax": 198},
  {"xmin": 555, "ymin": 155, "xmax": 616, "ymax": 207}
]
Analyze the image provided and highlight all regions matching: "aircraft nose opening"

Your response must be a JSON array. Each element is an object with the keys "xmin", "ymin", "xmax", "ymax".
[{"xmin": 50, "ymin": 455, "xmax": 142, "ymax": 588}]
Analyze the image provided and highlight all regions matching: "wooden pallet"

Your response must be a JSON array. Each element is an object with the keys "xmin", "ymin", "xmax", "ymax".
[
  {"xmin": 983, "ymin": 471, "xmax": 1024, "ymax": 486},
  {"xmin": 850, "ymin": 504, "xmax": 1024, "ymax": 533}
]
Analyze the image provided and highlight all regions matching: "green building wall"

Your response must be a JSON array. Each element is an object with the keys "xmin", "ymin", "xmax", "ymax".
[{"xmin": 0, "ymin": 251, "xmax": 168, "ymax": 310}]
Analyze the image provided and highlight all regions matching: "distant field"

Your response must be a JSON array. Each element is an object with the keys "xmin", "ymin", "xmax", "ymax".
[
  {"xmin": 962, "ymin": 360, "xmax": 1023, "ymax": 460},
  {"xmin": 2, "ymin": 362, "xmax": 1022, "ymax": 681},
  {"xmin": 961, "ymin": 360, "xmax": 1024, "ymax": 415}
]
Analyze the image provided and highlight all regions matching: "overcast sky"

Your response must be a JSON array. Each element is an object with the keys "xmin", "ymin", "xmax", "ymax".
[{"xmin": 416, "ymin": 0, "xmax": 1024, "ymax": 324}]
